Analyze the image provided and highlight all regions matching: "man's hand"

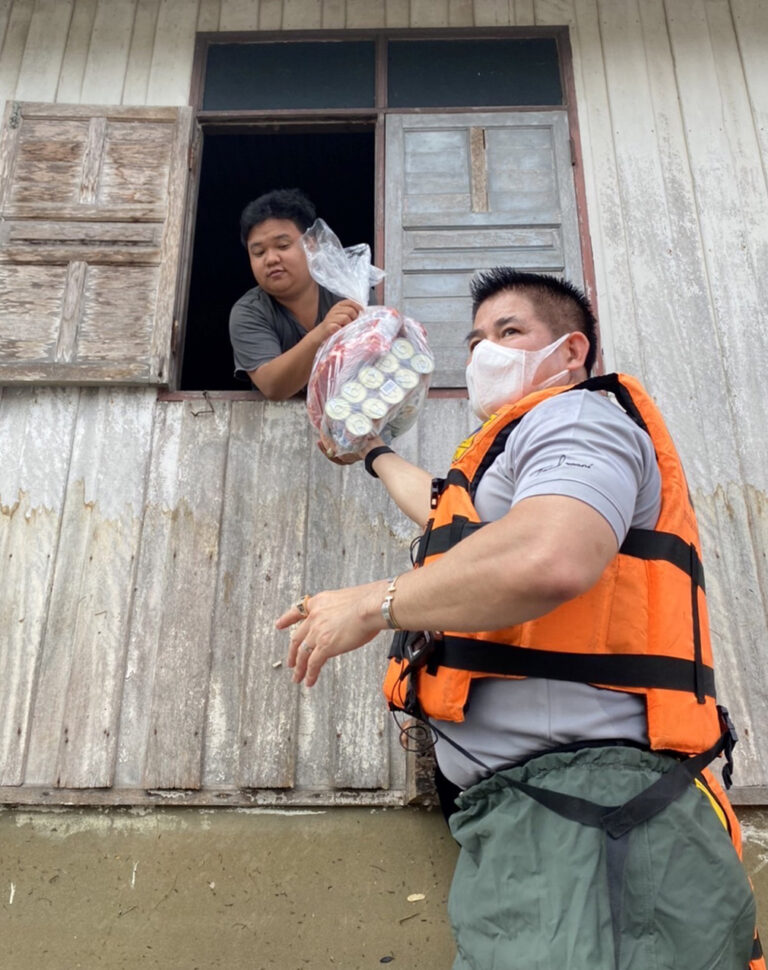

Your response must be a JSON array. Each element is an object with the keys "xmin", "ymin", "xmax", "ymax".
[
  {"xmin": 317, "ymin": 299, "xmax": 363, "ymax": 340},
  {"xmin": 276, "ymin": 581, "xmax": 388, "ymax": 687},
  {"xmin": 316, "ymin": 433, "xmax": 386, "ymax": 466},
  {"xmin": 248, "ymin": 299, "xmax": 364, "ymax": 400},
  {"xmin": 316, "ymin": 437, "xmax": 362, "ymax": 465}
]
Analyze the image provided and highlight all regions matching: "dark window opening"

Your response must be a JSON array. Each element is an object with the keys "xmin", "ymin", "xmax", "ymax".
[
  {"xmin": 203, "ymin": 41, "xmax": 376, "ymax": 111},
  {"xmin": 181, "ymin": 128, "xmax": 376, "ymax": 391},
  {"xmin": 387, "ymin": 38, "xmax": 562, "ymax": 108},
  {"xmin": 182, "ymin": 29, "xmax": 578, "ymax": 393}
]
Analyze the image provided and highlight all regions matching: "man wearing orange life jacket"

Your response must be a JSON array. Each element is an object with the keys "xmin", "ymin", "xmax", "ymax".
[{"xmin": 276, "ymin": 269, "xmax": 764, "ymax": 970}]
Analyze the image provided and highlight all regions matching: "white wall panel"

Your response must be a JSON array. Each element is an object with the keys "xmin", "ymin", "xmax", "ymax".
[
  {"xmin": 122, "ymin": 0, "xmax": 161, "ymax": 106},
  {"xmin": 197, "ymin": 0, "xmax": 220, "ymax": 29},
  {"xmin": 80, "ymin": 0, "xmax": 136, "ymax": 103},
  {"xmin": 12, "ymin": 0, "xmax": 71, "ymax": 101},
  {"xmin": 54, "ymin": 0, "xmax": 97, "ymax": 103},
  {"xmin": 145, "ymin": 0, "xmax": 199, "ymax": 105},
  {"xmin": 218, "ymin": 0, "xmax": 259, "ymax": 30},
  {"xmin": 345, "ymin": 0, "xmax": 383, "ymax": 27}
]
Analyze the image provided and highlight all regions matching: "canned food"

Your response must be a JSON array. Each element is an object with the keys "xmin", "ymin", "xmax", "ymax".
[
  {"xmin": 361, "ymin": 397, "xmax": 389, "ymax": 421},
  {"xmin": 410, "ymin": 353, "xmax": 434, "ymax": 374},
  {"xmin": 376, "ymin": 353, "xmax": 399, "ymax": 374},
  {"xmin": 345, "ymin": 412, "xmax": 373, "ymax": 437},
  {"xmin": 378, "ymin": 379, "xmax": 406, "ymax": 406},
  {"xmin": 340, "ymin": 380, "xmax": 367, "ymax": 404},
  {"xmin": 358, "ymin": 365, "xmax": 385, "ymax": 390},
  {"xmin": 324, "ymin": 398, "xmax": 352, "ymax": 421},
  {"xmin": 394, "ymin": 368, "xmax": 419, "ymax": 390},
  {"xmin": 391, "ymin": 338, "xmax": 415, "ymax": 361}
]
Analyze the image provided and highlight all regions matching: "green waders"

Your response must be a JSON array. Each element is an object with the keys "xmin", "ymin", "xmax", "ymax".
[{"xmin": 447, "ymin": 746, "xmax": 757, "ymax": 970}]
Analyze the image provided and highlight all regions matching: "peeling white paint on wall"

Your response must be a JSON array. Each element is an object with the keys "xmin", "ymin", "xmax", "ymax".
[{"xmin": 742, "ymin": 821, "xmax": 768, "ymax": 876}]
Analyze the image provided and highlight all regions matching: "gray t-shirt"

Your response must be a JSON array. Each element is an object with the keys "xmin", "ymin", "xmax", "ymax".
[
  {"xmin": 229, "ymin": 284, "xmax": 340, "ymax": 384},
  {"xmin": 434, "ymin": 389, "xmax": 662, "ymax": 789}
]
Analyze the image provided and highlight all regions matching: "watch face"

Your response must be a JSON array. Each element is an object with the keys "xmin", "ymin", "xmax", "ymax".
[{"xmin": 381, "ymin": 594, "xmax": 395, "ymax": 629}]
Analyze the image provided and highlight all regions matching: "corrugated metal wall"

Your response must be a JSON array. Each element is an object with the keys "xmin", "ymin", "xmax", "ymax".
[{"xmin": 0, "ymin": 0, "xmax": 766, "ymax": 801}]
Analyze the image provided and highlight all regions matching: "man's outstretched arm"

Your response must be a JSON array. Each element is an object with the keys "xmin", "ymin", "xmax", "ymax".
[{"xmin": 276, "ymin": 493, "xmax": 619, "ymax": 687}]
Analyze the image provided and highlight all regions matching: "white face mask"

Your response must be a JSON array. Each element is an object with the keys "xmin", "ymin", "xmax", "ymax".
[{"xmin": 465, "ymin": 333, "xmax": 571, "ymax": 420}]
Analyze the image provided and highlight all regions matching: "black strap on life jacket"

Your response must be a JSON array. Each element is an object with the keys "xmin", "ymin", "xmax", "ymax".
[
  {"xmin": 434, "ymin": 634, "xmax": 716, "ymax": 697},
  {"xmin": 418, "ymin": 520, "xmax": 705, "ymax": 590},
  {"xmin": 619, "ymin": 528, "xmax": 706, "ymax": 592},
  {"xmin": 431, "ymin": 716, "xmax": 731, "ymax": 832},
  {"xmin": 469, "ymin": 417, "xmax": 524, "ymax": 498},
  {"xmin": 569, "ymin": 373, "xmax": 650, "ymax": 433},
  {"xmin": 464, "ymin": 372, "xmax": 642, "ymax": 497},
  {"xmin": 410, "ymin": 528, "xmax": 712, "ymax": 701}
]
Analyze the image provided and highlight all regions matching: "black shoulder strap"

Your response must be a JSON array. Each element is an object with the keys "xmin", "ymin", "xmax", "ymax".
[
  {"xmin": 568, "ymin": 373, "xmax": 650, "ymax": 434},
  {"xmin": 469, "ymin": 415, "xmax": 525, "ymax": 499}
]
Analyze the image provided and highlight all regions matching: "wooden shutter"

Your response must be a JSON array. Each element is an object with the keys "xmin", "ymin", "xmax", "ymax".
[
  {"xmin": 385, "ymin": 111, "xmax": 583, "ymax": 386},
  {"xmin": 0, "ymin": 102, "xmax": 194, "ymax": 385}
]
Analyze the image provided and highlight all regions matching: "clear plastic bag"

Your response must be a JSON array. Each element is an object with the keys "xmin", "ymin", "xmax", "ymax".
[
  {"xmin": 302, "ymin": 218, "xmax": 384, "ymax": 307},
  {"xmin": 302, "ymin": 220, "xmax": 434, "ymax": 457}
]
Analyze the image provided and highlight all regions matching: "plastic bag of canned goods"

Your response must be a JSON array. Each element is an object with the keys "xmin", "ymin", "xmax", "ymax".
[{"xmin": 302, "ymin": 220, "xmax": 434, "ymax": 456}]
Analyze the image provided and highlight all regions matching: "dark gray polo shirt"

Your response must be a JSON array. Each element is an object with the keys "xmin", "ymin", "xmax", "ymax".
[{"xmin": 229, "ymin": 284, "xmax": 340, "ymax": 384}]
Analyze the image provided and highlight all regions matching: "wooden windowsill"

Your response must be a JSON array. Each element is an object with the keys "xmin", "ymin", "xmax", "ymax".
[{"xmin": 158, "ymin": 388, "xmax": 468, "ymax": 401}]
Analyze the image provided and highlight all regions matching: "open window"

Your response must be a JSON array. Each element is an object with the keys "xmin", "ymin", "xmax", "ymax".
[
  {"xmin": 180, "ymin": 125, "xmax": 376, "ymax": 391},
  {"xmin": 179, "ymin": 29, "xmax": 587, "ymax": 392}
]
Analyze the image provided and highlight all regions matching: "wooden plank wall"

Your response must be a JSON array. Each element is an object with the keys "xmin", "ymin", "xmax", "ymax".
[
  {"xmin": 0, "ymin": 388, "xmax": 471, "ymax": 804},
  {"xmin": 0, "ymin": 0, "xmax": 767, "ymax": 801}
]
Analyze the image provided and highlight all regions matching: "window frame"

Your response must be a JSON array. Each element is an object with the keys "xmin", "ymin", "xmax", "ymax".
[{"xmin": 165, "ymin": 26, "xmax": 595, "ymax": 400}]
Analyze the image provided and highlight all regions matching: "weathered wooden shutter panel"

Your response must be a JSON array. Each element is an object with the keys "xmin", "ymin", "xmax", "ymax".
[
  {"xmin": 0, "ymin": 102, "xmax": 194, "ymax": 386},
  {"xmin": 385, "ymin": 111, "xmax": 583, "ymax": 386}
]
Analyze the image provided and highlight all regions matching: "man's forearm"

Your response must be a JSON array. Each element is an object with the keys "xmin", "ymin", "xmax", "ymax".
[
  {"xmin": 362, "ymin": 442, "xmax": 433, "ymax": 527},
  {"xmin": 279, "ymin": 495, "xmax": 619, "ymax": 688},
  {"xmin": 249, "ymin": 331, "xmax": 324, "ymax": 400}
]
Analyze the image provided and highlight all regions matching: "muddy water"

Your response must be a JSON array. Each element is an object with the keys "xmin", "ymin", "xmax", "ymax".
[{"xmin": 1, "ymin": 806, "xmax": 765, "ymax": 969}]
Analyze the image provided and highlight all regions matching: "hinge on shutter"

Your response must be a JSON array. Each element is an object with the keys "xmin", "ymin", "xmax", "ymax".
[
  {"xmin": 171, "ymin": 317, "xmax": 180, "ymax": 355},
  {"xmin": 188, "ymin": 132, "xmax": 201, "ymax": 171},
  {"xmin": 9, "ymin": 102, "xmax": 21, "ymax": 130},
  {"xmin": 569, "ymin": 137, "xmax": 577, "ymax": 166}
]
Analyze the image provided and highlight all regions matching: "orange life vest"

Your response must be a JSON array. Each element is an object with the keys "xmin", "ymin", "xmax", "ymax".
[
  {"xmin": 384, "ymin": 372, "xmax": 765, "ymax": 969},
  {"xmin": 383, "ymin": 373, "xmax": 722, "ymax": 757}
]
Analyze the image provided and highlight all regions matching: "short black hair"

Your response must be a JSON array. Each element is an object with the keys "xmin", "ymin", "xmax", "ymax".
[
  {"xmin": 240, "ymin": 188, "xmax": 317, "ymax": 247},
  {"xmin": 470, "ymin": 268, "xmax": 598, "ymax": 374}
]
